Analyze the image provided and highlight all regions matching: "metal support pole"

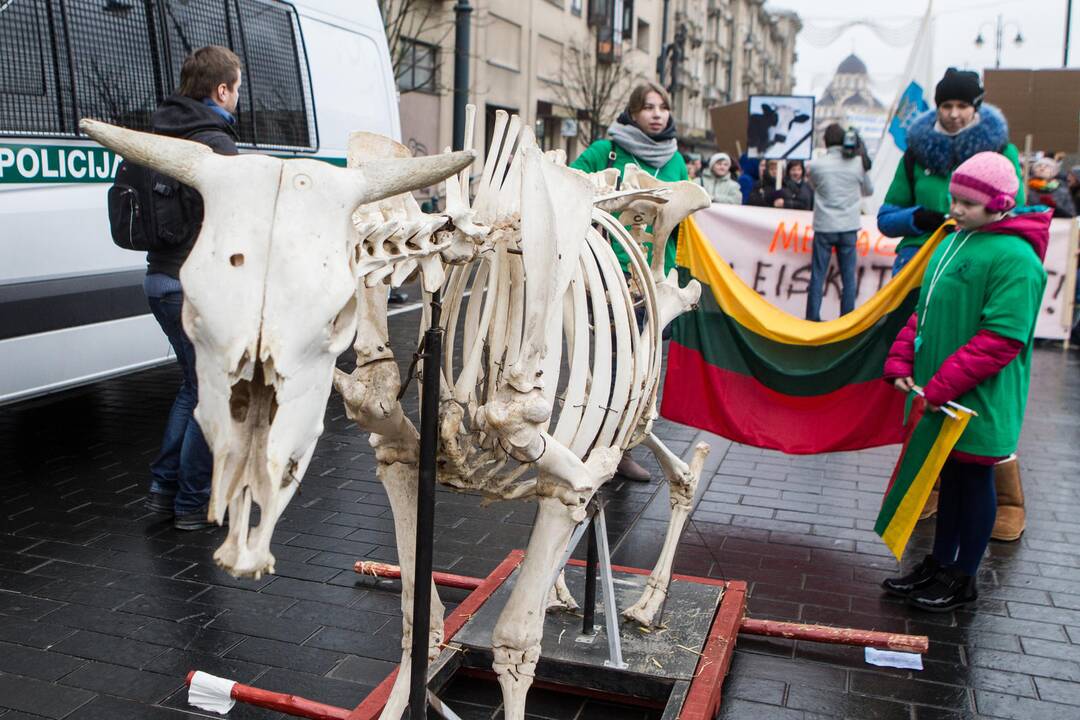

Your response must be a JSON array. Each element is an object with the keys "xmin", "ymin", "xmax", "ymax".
[
  {"xmin": 1066, "ymin": 0, "xmax": 1074, "ymax": 67},
  {"xmin": 408, "ymin": 292, "xmax": 442, "ymax": 719},
  {"xmin": 452, "ymin": 1, "xmax": 473, "ymax": 154},
  {"xmin": 657, "ymin": 0, "xmax": 671, "ymax": 83},
  {"xmin": 593, "ymin": 503, "xmax": 627, "ymax": 669},
  {"xmin": 582, "ymin": 513, "xmax": 599, "ymax": 635},
  {"xmin": 995, "ymin": 14, "xmax": 1003, "ymax": 69}
]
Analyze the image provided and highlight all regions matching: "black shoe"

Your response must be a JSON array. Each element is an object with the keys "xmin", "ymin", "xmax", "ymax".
[
  {"xmin": 388, "ymin": 289, "xmax": 409, "ymax": 305},
  {"xmin": 145, "ymin": 492, "xmax": 176, "ymax": 514},
  {"xmin": 882, "ymin": 555, "xmax": 940, "ymax": 597},
  {"xmin": 174, "ymin": 507, "xmax": 217, "ymax": 531},
  {"xmin": 907, "ymin": 566, "xmax": 977, "ymax": 613}
]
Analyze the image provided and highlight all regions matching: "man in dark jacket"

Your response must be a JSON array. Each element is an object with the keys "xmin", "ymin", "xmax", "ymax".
[{"xmin": 144, "ymin": 46, "xmax": 241, "ymax": 530}]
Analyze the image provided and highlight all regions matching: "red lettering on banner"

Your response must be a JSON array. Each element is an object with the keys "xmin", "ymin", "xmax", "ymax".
[
  {"xmin": 769, "ymin": 222, "xmax": 815, "ymax": 254},
  {"xmin": 857, "ymin": 230, "xmax": 870, "ymax": 257},
  {"xmin": 873, "ymin": 235, "xmax": 897, "ymax": 257},
  {"xmin": 769, "ymin": 222, "xmax": 800, "ymax": 253}
]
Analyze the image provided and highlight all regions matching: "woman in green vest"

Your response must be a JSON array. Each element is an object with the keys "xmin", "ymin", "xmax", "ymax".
[
  {"xmin": 570, "ymin": 82, "xmax": 689, "ymax": 275},
  {"xmin": 569, "ymin": 82, "xmax": 687, "ymax": 483},
  {"xmin": 877, "ymin": 68, "xmax": 1024, "ymax": 276}
]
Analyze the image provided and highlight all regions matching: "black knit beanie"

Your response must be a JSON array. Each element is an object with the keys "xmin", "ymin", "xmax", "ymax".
[{"xmin": 934, "ymin": 68, "xmax": 984, "ymax": 107}]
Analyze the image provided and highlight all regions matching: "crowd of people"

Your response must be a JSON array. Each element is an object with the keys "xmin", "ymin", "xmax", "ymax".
[
  {"xmin": 685, "ymin": 149, "xmax": 819, "ymax": 210},
  {"xmin": 569, "ymin": 69, "xmax": 1060, "ymax": 615}
]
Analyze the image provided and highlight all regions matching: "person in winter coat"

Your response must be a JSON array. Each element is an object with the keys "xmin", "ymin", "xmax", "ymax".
[
  {"xmin": 144, "ymin": 46, "xmax": 241, "ymax": 531},
  {"xmin": 1067, "ymin": 165, "xmax": 1080, "ymax": 211},
  {"xmin": 877, "ymin": 68, "xmax": 1024, "ymax": 275},
  {"xmin": 1027, "ymin": 157, "xmax": 1076, "ymax": 218},
  {"xmin": 737, "ymin": 153, "xmax": 759, "ymax": 204},
  {"xmin": 781, "ymin": 160, "xmax": 814, "ymax": 210},
  {"xmin": 571, "ymin": 81, "xmax": 688, "ymax": 275},
  {"xmin": 570, "ymin": 81, "xmax": 687, "ymax": 483},
  {"xmin": 747, "ymin": 160, "xmax": 784, "ymax": 207},
  {"xmin": 699, "ymin": 152, "xmax": 743, "ymax": 204},
  {"xmin": 881, "ymin": 152, "xmax": 1048, "ymax": 612}
]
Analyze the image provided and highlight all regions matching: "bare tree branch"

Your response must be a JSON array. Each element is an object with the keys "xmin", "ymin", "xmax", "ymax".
[{"xmin": 550, "ymin": 39, "xmax": 644, "ymax": 146}]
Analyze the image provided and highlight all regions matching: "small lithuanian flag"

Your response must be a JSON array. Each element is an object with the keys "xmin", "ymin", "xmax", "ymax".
[{"xmin": 875, "ymin": 398, "xmax": 974, "ymax": 559}]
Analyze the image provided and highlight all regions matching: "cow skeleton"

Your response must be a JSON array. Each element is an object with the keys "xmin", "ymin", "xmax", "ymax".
[{"xmin": 81, "ymin": 106, "xmax": 710, "ymax": 719}]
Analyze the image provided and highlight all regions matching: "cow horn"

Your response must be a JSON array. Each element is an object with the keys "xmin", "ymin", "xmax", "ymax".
[
  {"xmin": 79, "ymin": 119, "xmax": 214, "ymax": 188},
  {"xmin": 347, "ymin": 150, "xmax": 475, "ymax": 208}
]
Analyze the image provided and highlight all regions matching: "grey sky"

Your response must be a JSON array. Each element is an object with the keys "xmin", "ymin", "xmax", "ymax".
[{"xmin": 766, "ymin": 0, "xmax": 1078, "ymax": 104}]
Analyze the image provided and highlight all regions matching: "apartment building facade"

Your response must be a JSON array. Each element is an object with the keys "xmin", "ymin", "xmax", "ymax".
[{"xmin": 390, "ymin": 0, "xmax": 799, "ymax": 191}]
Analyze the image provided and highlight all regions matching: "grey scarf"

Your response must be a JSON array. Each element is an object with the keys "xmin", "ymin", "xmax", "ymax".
[{"xmin": 607, "ymin": 122, "xmax": 678, "ymax": 169}]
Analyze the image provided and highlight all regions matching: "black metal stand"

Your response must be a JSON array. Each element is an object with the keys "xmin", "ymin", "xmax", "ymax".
[
  {"xmin": 582, "ymin": 514, "xmax": 598, "ymax": 635},
  {"xmin": 408, "ymin": 292, "xmax": 442, "ymax": 719}
]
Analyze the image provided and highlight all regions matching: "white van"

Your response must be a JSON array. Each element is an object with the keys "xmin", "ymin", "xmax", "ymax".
[{"xmin": 0, "ymin": 0, "xmax": 400, "ymax": 403}]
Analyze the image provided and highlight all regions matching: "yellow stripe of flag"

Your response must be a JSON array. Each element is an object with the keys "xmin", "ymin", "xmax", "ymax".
[{"xmin": 675, "ymin": 216, "xmax": 953, "ymax": 346}]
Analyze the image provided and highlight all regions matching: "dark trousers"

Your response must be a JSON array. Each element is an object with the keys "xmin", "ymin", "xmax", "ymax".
[
  {"xmin": 148, "ymin": 292, "xmax": 212, "ymax": 514},
  {"xmin": 805, "ymin": 230, "xmax": 857, "ymax": 322},
  {"xmin": 932, "ymin": 458, "xmax": 997, "ymax": 576}
]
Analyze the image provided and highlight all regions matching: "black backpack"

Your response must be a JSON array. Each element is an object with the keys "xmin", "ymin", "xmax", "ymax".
[{"xmin": 107, "ymin": 160, "xmax": 199, "ymax": 252}]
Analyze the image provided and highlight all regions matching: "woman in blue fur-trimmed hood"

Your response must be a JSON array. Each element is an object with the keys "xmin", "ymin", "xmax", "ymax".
[{"xmin": 877, "ymin": 68, "xmax": 1024, "ymax": 275}]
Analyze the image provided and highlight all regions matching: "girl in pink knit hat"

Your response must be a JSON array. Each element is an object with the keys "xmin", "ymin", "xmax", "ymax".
[{"xmin": 880, "ymin": 152, "xmax": 1050, "ymax": 612}]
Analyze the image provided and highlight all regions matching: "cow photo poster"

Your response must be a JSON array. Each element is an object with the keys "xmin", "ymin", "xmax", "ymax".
[{"xmin": 747, "ymin": 95, "xmax": 815, "ymax": 160}]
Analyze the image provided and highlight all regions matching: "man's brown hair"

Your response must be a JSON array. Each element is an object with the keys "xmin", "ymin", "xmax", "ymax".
[
  {"xmin": 625, "ymin": 82, "xmax": 672, "ymax": 116},
  {"xmin": 179, "ymin": 45, "xmax": 242, "ymax": 99}
]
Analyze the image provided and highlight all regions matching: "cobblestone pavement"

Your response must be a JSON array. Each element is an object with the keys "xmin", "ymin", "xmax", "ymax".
[{"xmin": 1, "ymin": 298, "xmax": 1078, "ymax": 719}]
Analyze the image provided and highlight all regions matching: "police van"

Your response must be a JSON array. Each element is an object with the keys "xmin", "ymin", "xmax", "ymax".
[{"xmin": 0, "ymin": 0, "xmax": 400, "ymax": 403}]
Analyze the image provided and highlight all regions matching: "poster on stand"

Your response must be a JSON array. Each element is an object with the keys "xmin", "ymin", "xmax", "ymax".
[{"xmin": 746, "ymin": 95, "xmax": 815, "ymax": 160}]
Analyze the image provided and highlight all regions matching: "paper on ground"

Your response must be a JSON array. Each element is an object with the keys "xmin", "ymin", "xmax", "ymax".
[
  {"xmin": 865, "ymin": 646, "xmax": 923, "ymax": 670},
  {"xmin": 188, "ymin": 671, "xmax": 237, "ymax": 714}
]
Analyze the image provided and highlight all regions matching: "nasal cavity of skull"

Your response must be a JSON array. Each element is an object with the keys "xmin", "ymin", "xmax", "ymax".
[
  {"xmin": 230, "ymin": 253, "xmax": 244, "ymax": 267},
  {"xmin": 229, "ymin": 362, "xmax": 279, "ymax": 425}
]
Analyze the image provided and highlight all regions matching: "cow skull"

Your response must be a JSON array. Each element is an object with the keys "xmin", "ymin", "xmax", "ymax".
[{"xmin": 80, "ymin": 120, "xmax": 473, "ymax": 578}]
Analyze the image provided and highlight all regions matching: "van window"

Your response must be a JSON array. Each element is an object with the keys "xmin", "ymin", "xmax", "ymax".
[
  {"xmin": 64, "ymin": 0, "xmax": 164, "ymax": 133},
  {"xmin": 0, "ymin": 0, "xmax": 71, "ymax": 136},
  {"xmin": 0, "ymin": 0, "xmax": 316, "ymax": 151}
]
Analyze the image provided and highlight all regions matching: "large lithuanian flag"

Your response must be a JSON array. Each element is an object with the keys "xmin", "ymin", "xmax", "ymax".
[{"xmin": 661, "ymin": 216, "xmax": 952, "ymax": 454}]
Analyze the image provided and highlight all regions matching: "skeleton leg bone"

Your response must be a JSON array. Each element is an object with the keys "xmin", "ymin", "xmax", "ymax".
[
  {"xmin": 492, "ymin": 484, "xmax": 592, "ymax": 720},
  {"xmin": 622, "ymin": 436, "xmax": 710, "ymax": 628},
  {"xmin": 374, "ymin": 460, "xmax": 446, "ymax": 720}
]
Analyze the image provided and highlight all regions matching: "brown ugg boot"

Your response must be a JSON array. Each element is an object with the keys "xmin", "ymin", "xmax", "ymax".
[
  {"xmin": 919, "ymin": 480, "xmax": 939, "ymax": 520},
  {"xmin": 992, "ymin": 455, "xmax": 1025, "ymax": 542}
]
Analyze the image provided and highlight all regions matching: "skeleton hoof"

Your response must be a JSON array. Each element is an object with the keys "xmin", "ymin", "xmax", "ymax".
[
  {"xmin": 546, "ymin": 571, "xmax": 579, "ymax": 611},
  {"xmin": 622, "ymin": 585, "xmax": 666, "ymax": 628}
]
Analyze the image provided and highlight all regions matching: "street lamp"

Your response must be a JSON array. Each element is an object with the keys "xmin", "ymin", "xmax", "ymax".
[{"xmin": 974, "ymin": 14, "xmax": 1023, "ymax": 68}]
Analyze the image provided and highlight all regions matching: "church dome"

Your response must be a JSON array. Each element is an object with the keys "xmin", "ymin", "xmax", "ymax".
[{"xmin": 837, "ymin": 53, "xmax": 867, "ymax": 75}]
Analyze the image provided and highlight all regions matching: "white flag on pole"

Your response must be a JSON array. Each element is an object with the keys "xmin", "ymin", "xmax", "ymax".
[{"xmin": 864, "ymin": 1, "xmax": 937, "ymax": 215}]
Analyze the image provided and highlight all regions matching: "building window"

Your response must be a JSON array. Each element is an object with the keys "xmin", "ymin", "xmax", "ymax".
[
  {"xmin": 636, "ymin": 18, "xmax": 650, "ymax": 52},
  {"xmin": 571, "ymin": 0, "xmax": 582, "ymax": 16},
  {"xmin": 397, "ymin": 38, "xmax": 438, "ymax": 94}
]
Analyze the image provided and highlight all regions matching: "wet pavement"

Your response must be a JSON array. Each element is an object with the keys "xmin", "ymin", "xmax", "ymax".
[{"xmin": 1, "ymin": 298, "xmax": 1078, "ymax": 719}]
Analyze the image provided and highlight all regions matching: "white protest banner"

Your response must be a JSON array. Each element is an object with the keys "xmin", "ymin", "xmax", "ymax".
[{"xmin": 690, "ymin": 205, "xmax": 1076, "ymax": 340}]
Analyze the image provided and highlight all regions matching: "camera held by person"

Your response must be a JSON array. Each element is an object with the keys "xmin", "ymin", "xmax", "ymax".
[{"xmin": 842, "ymin": 127, "xmax": 872, "ymax": 171}]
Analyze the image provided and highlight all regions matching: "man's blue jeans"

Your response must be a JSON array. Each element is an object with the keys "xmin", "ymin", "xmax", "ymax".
[
  {"xmin": 805, "ymin": 230, "xmax": 857, "ymax": 322},
  {"xmin": 148, "ymin": 292, "xmax": 212, "ymax": 514}
]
